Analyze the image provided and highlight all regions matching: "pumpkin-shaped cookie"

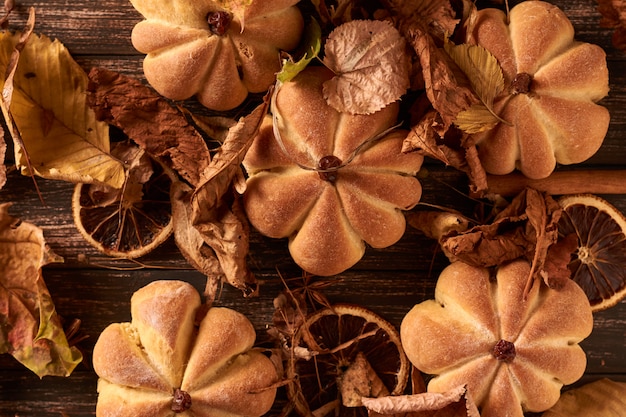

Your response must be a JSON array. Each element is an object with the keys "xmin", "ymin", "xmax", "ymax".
[
  {"xmin": 400, "ymin": 260, "xmax": 593, "ymax": 417},
  {"xmin": 467, "ymin": 1, "xmax": 610, "ymax": 179},
  {"xmin": 243, "ymin": 66, "xmax": 424, "ymax": 276},
  {"xmin": 129, "ymin": 0, "xmax": 304, "ymax": 111},
  {"xmin": 92, "ymin": 280, "xmax": 278, "ymax": 416}
]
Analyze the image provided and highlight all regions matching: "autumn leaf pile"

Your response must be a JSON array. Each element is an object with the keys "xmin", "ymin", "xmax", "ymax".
[{"xmin": 0, "ymin": 2, "xmax": 623, "ymax": 415}]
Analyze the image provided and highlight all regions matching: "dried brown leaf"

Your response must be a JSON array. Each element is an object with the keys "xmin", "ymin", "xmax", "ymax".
[
  {"xmin": 597, "ymin": 0, "xmax": 626, "ymax": 53},
  {"xmin": 441, "ymin": 188, "xmax": 562, "ymax": 292},
  {"xmin": 190, "ymin": 97, "xmax": 269, "ymax": 295},
  {"xmin": 322, "ymin": 19, "xmax": 410, "ymax": 115},
  {"xmin": 340, "ymin": 352, "xmax": 390, "ymax": 407},
  {"xmin": 542, "ymin": 232, "xmax": 578, "ymax": 290},
  {"xmin": 402, "ymin": 110, "xmax": 487, "ymax": 194},
  {"xmin": 402, "ymin": 23, "xmax": 478, "ymax": 133},
  {"xmin": 402, "ymin": 110, "xmax": 447, "ymax": 157},
  {"xmin": 464, "ymin": 144, "xmax": 488, "ymax": 194},
  {"xmin": 0, "ymin": 8, "xmax": 35, "ymax": 193},
  {"xmin": 383, "ymin": 0, "xmax": 459, "ymax": 40},
  {"xmin": 0, "ymin": 204, "xmax": 82, "ymax": 377},
  {"xmin": 170, "ymin": 181, "xmax": 223, "ymax": 304},
  {"xmin": 0, "ymin": 7, "xmax": 35, "ymax": 189},
  {"xmin": 87, "ymin": 68, "xmax": 211, "ymax": 187},
  {"xmin": 188, "ymin": 112, "xmax": 237, "ymax": 145},
  {"xmin": 406, "ymin": 209, "xmax": 470, "ymax": 241},
  {"xmin": 191, "ymin": 97, "xmax": 268, "ymax": 221},
  {"xmin": 194, "ymin": 194, "xmax": 258, "ymax": 297},
  {"xmin": 362, "ymin": 384, "xmax": 480, "ymax": 417}
]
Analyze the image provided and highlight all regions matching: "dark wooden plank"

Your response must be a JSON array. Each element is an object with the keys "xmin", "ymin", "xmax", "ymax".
[
  {"xmin": 0, "ymin": 0, "xmax": 625, "ymax": 415},
  {"xmin": 10, "ymin": 0, "xmax": 141, "ymax": 55},
  {"xmin": 0, "ymin": 265, "xmax": 623, "ymax": 417}
]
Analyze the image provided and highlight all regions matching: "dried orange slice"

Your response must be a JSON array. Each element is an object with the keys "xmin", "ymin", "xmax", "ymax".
[
  {"xmin": 287, "ymin": 303, "xmax": 409, "ymax": 417},
  {"xmin": 558, "ymin": 194, "xmax": 626, "ymax": 311},
  {"xmin": 72, "ymin": 142, "xmax": 174, "ymax": 259}
]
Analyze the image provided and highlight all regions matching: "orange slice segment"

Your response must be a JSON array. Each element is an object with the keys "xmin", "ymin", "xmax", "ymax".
[
  {"xmin": 72, "ymin": 142, "xmax": 174, "ymax": 259},
  {"xmin": 287, "ymin": 303, "xmax": 409, "ymax": 417},
  {"xmin": 558, "ymin": 194, "xmax": 626, "ymax": 312}
]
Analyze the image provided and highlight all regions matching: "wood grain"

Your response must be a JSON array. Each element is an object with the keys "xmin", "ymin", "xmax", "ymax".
[{"xmin": 0, "ymin": 0, "xmax": 625, "ymax": 416}]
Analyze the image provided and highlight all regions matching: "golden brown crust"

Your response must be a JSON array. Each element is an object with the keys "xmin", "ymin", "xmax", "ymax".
[
  {"xmin": 189, "ymin": 350, "xmax": 278, "ymax": 416},
  {"xmin": 244, "ymin": 67, "xmax": 423, "ymax": 276},
  {"xmin": 130, "ymin": 280, "xmax": 200, "ymax": 387},
  {"xmin": 288, "ymin": 185, "xmax": 366, "ymax": 276},
  {"xmin": 181, "ymin": 307, "xmax": 256, "ymax": 391},
  {"xmin": 92, "ymin": 323, "xmax": 171, "ymax": 392},
  {"xmin": 400, "ymin": 260, "xmax": 593, "ymax": 417},
  {"xmin": 130, "ymin": 0, "xmax": 303, "ymax": 111},
  {"xmin": 96, "ymin": 380, "xmax": 172, "ymax": 417},
  {"xmin": 93, "ymin": 281, "xmax": 278, "ymax": 417},
  {"xmin": 467, "ymin": 1, "xmax": 610, "ymax": 179}
]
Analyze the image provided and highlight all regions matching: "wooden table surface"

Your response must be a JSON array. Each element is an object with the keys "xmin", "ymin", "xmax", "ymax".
[{"xmin": 0, "ymin": 0, "xmax": 625, "ymax": 416}]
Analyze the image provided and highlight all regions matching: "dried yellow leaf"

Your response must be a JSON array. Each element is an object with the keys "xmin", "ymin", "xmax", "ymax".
[
  {"xmin": 444, "ymin": 39, "xmax": 507, "ymax": 133},
  {"xmin": 0, "ymin": 31, "xmax": 124, "ymax": 188}
]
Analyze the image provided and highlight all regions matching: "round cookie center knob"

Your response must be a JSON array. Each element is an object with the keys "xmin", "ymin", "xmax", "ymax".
[
  {"xmin": 511, "ymin": 72, "xmax": 533, "ymax": 95},
  {"xmin": 318, "ymin": 155, "xmax": 343, "ymax": 183},
  {"xmin": 172, "ymin": 388, "xmax": 192, "ymax": 413},
  {"xmin": 492, "ymin": 339, "xmax": 516, "ymax": 362},
  {"xmin": 207, "ymin": 11, "xmax": 232, "ymax": 36}
]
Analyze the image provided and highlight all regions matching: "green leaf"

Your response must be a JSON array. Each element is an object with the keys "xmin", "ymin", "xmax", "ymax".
[
  {"xmin": 444, "ymin": 38, "xmax": 508, "ymax": 132},
  {"xmin": 277, "ymin": 18, "xmax": 322, "ymax": 84},
  {"xmin": 0, "ymin": 31, "xmax": 125, "ymax": 188}
]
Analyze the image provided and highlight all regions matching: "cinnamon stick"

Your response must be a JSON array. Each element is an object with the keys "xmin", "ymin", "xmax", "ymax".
[{"xmin": 482, "ymin": 170, "xmax": 626, "ymax": 197}]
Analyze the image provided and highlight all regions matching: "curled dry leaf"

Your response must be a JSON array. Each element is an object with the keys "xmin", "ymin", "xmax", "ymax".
[
  {"xmin": 542, "ymin": 378, "xmax": 626, "ymax": 416},
  {"xmin": 440, "ymin": 188, "xmax": 564, "ymax": 295},
  {"xmin": 322, "ymin": 19, "xmax": 410, "ymax": 115},
  {"xmin": 444, "ymin": 39, "xmax": 506, "ymax": 134},
  {"xmin": 189, "ymin": 97, "xmax": 269, "ymax": 297},
  {"xmin": 87, "ymin": 67, "xmax": 211, "ymax": 187},
  {"xmin": 0, "ymin": 204, "xmax": 82, "ymax": 377},
  {"xmin": 170, "ymin": 181, "xmax": 224, "ymax": 304},
  {"xmin": 340, "ymin": 352, "xmax": 390, "ymax": 407},
  {"xmin": 361, "ymin": 384, "xmax": 480, "ymax": 417},
  {"xmin": 382, "ymin": 0, "xmax": 459, "ymax": 40},
  {"xmin": 400, "ymin": 19, "xmax": 478, "ymax": 135},
  {"xmin": 398, "ymin": 18, "xmax": 489, "ymax": 193},
  {"xmin": 597, "ymin": 0, "xmax": 626, "ymax": 52},
  {"xmin": 0, "ymin": 6, "xmax": 34, "ymax": 192},
  {"xmin": 402, "ymin": 110, "xmax": 488, "ymax": 194},
  {"xmin": 406, "ymin": 209, "xmax": 470, "ymax": 241},
  {"xmin": 0, "ymin": 31, "xmax": 124, "ymax": 188},
  {"xmin": 542, "ymin": 232, "xmax": 579, "ymax": 290}
]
